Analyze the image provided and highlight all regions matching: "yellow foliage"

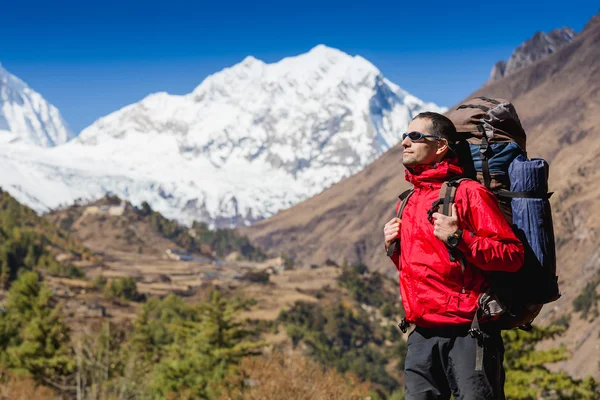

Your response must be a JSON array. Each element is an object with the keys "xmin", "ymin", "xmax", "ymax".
[
  {"xmin": 219, "ymin": 352, "xmax": 371, "ymax": 400},
  {"xmin": 0, "ymin": 370, "xmax": 56, "ymax": 400}
]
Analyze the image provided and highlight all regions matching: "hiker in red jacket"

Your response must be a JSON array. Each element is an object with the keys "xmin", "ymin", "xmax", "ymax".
[{"xmin": 383, "ymin": 112, "xmax": 524, "ymax": 400}]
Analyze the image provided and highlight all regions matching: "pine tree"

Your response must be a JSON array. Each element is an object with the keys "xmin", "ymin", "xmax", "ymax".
[
  {"xmin": 150, "ymin": 290, "xmax": 264, "ymax": 399},
  {"xmin": 503, "ymin": 325, "xmax": 598, "ymax": 399},
  {"xmin": 132, "ymin": 294, "xmax": 197, "ymax": 362},
  {"xmin": 0, "ymin": 271, "xmax": 73, "ymax": 383}
]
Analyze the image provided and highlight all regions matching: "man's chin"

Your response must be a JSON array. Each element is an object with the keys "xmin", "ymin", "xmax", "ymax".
[{"xmin": 402, "ymin": 158, "xmax": 417, "ymax": 168}]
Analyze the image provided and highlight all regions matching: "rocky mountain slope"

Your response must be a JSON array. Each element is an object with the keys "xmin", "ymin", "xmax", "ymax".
[
  {"xmin": 242, "ymin": 14, "xmax": 600, "ymax": 380},
  {"xmin": 488, "ymin": 27, "xmax": 576, "ymax": 82},
  {"xmin": 0, "ymin": 46, "xmax": 444, "ymax": 227},
  {"xmin": 0, "ymin": 64, "xmax": 73, "ymax": 147}
]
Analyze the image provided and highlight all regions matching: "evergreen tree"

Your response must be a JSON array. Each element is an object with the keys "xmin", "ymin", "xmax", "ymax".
[
  {"xmin": 503, "ymin": 325, "xmax": 598, "ymax": 399},
  {"xmin": 150, "ymin": 290, "xmax": 264, "ymax": 399},
  {"xmin": 103, "ymin": 276, "xmax": 140, "ymax": 301},
  {"xmin": 0, "ymin": 271, "xmax": 73, "ymax": 383},
  {"xmin": 132, "ymin": 294, "xmax": 198, "ymax": 362}
]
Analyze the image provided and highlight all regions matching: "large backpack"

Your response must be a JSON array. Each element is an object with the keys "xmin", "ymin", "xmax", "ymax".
[
  {"xmin": 389, "ymin": 97, "xmax": 560, "ymax": 333},
  {"xmin": 447, "ymin": 96, "xmax": 526, "ymax": 222}
]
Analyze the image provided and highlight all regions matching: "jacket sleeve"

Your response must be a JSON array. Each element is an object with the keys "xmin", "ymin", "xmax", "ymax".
[
  {"xmin": 389, "ymin": 200, "xmax": 402, "ymax": 271},
  {"xmin": 456, "ymin": 184, "xmax": 524, "ymax": 272}
]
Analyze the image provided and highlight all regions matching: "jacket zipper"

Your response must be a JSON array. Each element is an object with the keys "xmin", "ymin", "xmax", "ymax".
[
  {"xmin": 460, "ymin": 258, "xmax": 467, "ymax": 294},
  {"xmin": 460, "ymin": 258, "xmax": 466, "ymax": 294}
]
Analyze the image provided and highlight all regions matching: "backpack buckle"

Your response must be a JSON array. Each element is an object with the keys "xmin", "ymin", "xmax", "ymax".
[
  {"xmin": 427, "ymin": 199, "xmax": 444, "ymax": 223},
  {"xmin": 518, "ymin": 323, "xmax": 533, "ymax": 332},
  {"xmin": 397, "ymin": 318, "xmax": 411, "ymax": 333},
  {"xmin": 468, "ymin": 327, "xmax": 483, "ymax": 339}
]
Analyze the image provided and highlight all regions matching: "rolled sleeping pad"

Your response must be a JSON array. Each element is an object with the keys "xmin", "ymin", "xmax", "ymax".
[{"xmin": 508, "ymin": 154, "xmax": 559, "ymax": 303}]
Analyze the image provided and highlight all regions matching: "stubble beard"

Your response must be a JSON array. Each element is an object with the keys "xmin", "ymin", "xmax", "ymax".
[{"xmin": 402, "ymin": 154, "xmax": 418, "ymax": 168}]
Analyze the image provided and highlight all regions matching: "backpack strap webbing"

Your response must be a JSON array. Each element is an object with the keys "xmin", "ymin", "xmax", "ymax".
[
  {"xmin": 438, "ymin": 177, "xmax": 469, "ymax": 216},
  {"xmin": 458, "ymin": 104, "xmax": 490, "ymax": 112},
  {"xmin": 496, "ymin": 189, "xmax": 554, "ymax": 199},
  {"xmin": 476, "ymin": 96, "xmax": 500, "ymax": 105},
  {"xmin": 391, "ymin": 188, "xmax": 416, "ymax": 335},
  {"xmin": 434, "ymin": 178, "xmax": 470, "ymax": 263},
  {"xmin": 477, "ymin": 125, "xmax": 492, "ymax": 189},
  {"xmin": 386, "ymin": 188, "xmax": 414, "ymax": 258},
  {"xmin": 398, "ymin": 188, "xmax": 414, "ymax": 206}
]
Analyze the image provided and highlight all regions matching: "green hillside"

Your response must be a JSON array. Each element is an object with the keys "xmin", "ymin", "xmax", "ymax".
[{"xmin": 0, "ymin": 189, "xmax": 93, "ymax": 287}]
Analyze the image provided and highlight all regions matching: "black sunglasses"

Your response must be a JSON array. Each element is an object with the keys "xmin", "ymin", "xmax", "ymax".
[{"xmin": 402, "ymin": 131, "xmax": 442, "ymax": 142}]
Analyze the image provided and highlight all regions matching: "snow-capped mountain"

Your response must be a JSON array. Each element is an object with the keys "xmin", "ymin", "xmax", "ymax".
[
  {"xmin": 0, "ymin": 45, "xmax": 445, "ymax": 227},
  {"xmin": 0, "ymin": 64, "xmax": 74, "ymax": 147},
  {"xmin": 489, "ymin": 27, "xmax": 576, "ymax": 82}
]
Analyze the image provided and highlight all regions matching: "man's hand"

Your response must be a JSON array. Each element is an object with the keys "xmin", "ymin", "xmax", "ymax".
[
  {"xmin": 384, "ymin": 217, "xmax": 402, "ymax": 249},
  {"xmin": 432, "ymin": 204, "xmax": 459, "ymax": 243}
]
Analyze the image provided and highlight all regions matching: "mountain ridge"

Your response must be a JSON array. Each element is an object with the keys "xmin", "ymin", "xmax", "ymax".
[
  {"xmin": 488, "ymin": 27, "xmax": 576, "ymax": 83},
  {"xmin": 0, "ymin": 45, "xmax": 445, "ymax": 228},
  {"xmin": 0, "ymin": 63, "xmax": 74, "ymax": 147}
]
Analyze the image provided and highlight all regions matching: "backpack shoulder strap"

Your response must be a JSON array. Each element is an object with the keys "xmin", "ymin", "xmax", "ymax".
[
  {"xmin": 427, "ymin": 177, "xmax": 471, "ymax": 222},
  {"xmin": 426, "ymin": 178, "xmax": 472, "ymax": 263},
  {"xmin": 396, "ymin": 188, "xmax": 414, "ymax": 218},
  {"xmin": 386, "ymin": 187, "xmax": 414, "ymax": 258},
  {"xmin": 444, "ymin": 177, "xmax": 471, "ymax": 215},
  {"xmin": 476, "ymin": 125, "xmax": 492, "ymax": 189}
]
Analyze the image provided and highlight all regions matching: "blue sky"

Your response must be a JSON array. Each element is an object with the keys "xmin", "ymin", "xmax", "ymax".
[{"xmin": 2, "ymin": 0, "xmax": 598, "ymax": 133}]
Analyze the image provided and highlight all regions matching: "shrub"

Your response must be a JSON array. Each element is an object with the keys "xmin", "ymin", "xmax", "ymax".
[
  {"xmin": 573, "ymin": 275, "xmax": 600, "ymax": 320},
  {"xmin": 92, "ymin": 275, "xmax": 107, "ymax": 290},
  {"xmin": 45, "ymin": 262, "xmax": 85, "ymax": 279},
  {"xmin": 278, "ymin": 301, "xmax": 398, "ymax": 392},
  {"xmin": 241, "ymin": 271, "xmax": 270, "ymax": 284},
  {"xmin": 550, "ymin": 313, "xmax": 571, "ymax": 329},
  {"xmin": 103, "ymin": 277, "xmax": 140, "ymax": 301},
  {"xmin": 337, "ymin": 265, "xmax": 397, "ymax": 310},
  {"xmin": 59, "ymin": 214, "xmax": 74, "ymax": 231},
  {"xmin": 192, "ymin": 221, "xmax": 268, "ymax": 262},
  {"xmin": 352, "ymin": 263, "xmax": 368, "ymax": 275},
  {"xmin": 218, "ymin": 352, "xmax": 371, "ymax": 399},
  {"xmin": 0, "ymin": 370, "xmax": 55, "ymax": 400}
]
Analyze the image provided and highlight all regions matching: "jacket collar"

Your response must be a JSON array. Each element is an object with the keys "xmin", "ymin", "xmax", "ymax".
[{"xmin": 404, "ymin": 158, "xmax": 464, "ymax": 188}]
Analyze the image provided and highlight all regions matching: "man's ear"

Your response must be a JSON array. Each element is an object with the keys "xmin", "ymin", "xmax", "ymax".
[{"xmin": 435, "ymin": 138, "xmax": 449, "ymax": 156}]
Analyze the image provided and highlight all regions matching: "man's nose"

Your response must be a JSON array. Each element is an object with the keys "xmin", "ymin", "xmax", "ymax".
[{"xmin": 401, "ymin": 136, "xmax": 411, "ymax": 147}]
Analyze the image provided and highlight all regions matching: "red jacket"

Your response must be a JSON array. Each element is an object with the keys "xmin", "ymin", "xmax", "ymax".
[{"xmin": 391, "ymin": 158, "xmax": 524, "ymax": 328}]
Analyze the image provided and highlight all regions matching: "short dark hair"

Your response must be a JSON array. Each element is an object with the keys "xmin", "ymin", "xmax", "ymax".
[{"xmin": 413, "ymin": 112, "xmax": 457, "ymax": 142}]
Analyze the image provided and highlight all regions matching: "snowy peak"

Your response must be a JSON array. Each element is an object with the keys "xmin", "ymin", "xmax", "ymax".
[
  {"xmin": 0, "ymin": 63, "xmax": 74, "ymax": 147},
  {"xmin": 77, "ymin": 45, "xmax": 443, "ymax": 176},
  {"xmin": 489, "ymin": 27, "xmax": 576, "ymax": 82},
  {"xmin": 191, "ymin": 45, "xmax": 380, "ymax": 101},
  {"xmin": 277, "ymin": 44, "xmax": 377, "ymax": 75}
]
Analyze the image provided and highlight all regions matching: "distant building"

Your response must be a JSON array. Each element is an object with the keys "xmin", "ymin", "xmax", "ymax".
[
  {"xmin": 108, "ymin": 202, "xmax": 126, "ymax": 216},
  {"xmin": 84, "ymin": 201, "xmax": 126, "ymax": 216},
  {"xmin": 84, "ymin": 206, "xmax": 100, "ymax": 215}
]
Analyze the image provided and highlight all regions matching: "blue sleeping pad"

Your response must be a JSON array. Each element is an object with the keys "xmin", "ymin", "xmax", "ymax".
[{"xmin": 508, "ymin": 155, "xmax": 558, "ymax": 302}]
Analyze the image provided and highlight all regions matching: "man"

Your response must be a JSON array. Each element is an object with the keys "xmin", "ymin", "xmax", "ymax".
[{"xmin": 383, "ymin": 112, "xmax": 524, "ymax": 400}]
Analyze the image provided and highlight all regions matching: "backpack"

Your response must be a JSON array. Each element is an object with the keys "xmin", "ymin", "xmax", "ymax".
[
  {"xmin": 389, "ymin": 97, "xmax": 560, "ymax": 334},
  {"xmin": 447, "ymin": 96, "xmax": 527, "ymax": 222}
]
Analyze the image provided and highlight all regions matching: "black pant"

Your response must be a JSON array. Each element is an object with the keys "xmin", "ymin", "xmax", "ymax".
[{"xmin": 404, "ymin": 325, "xmax": 505, "ymax": 400}]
